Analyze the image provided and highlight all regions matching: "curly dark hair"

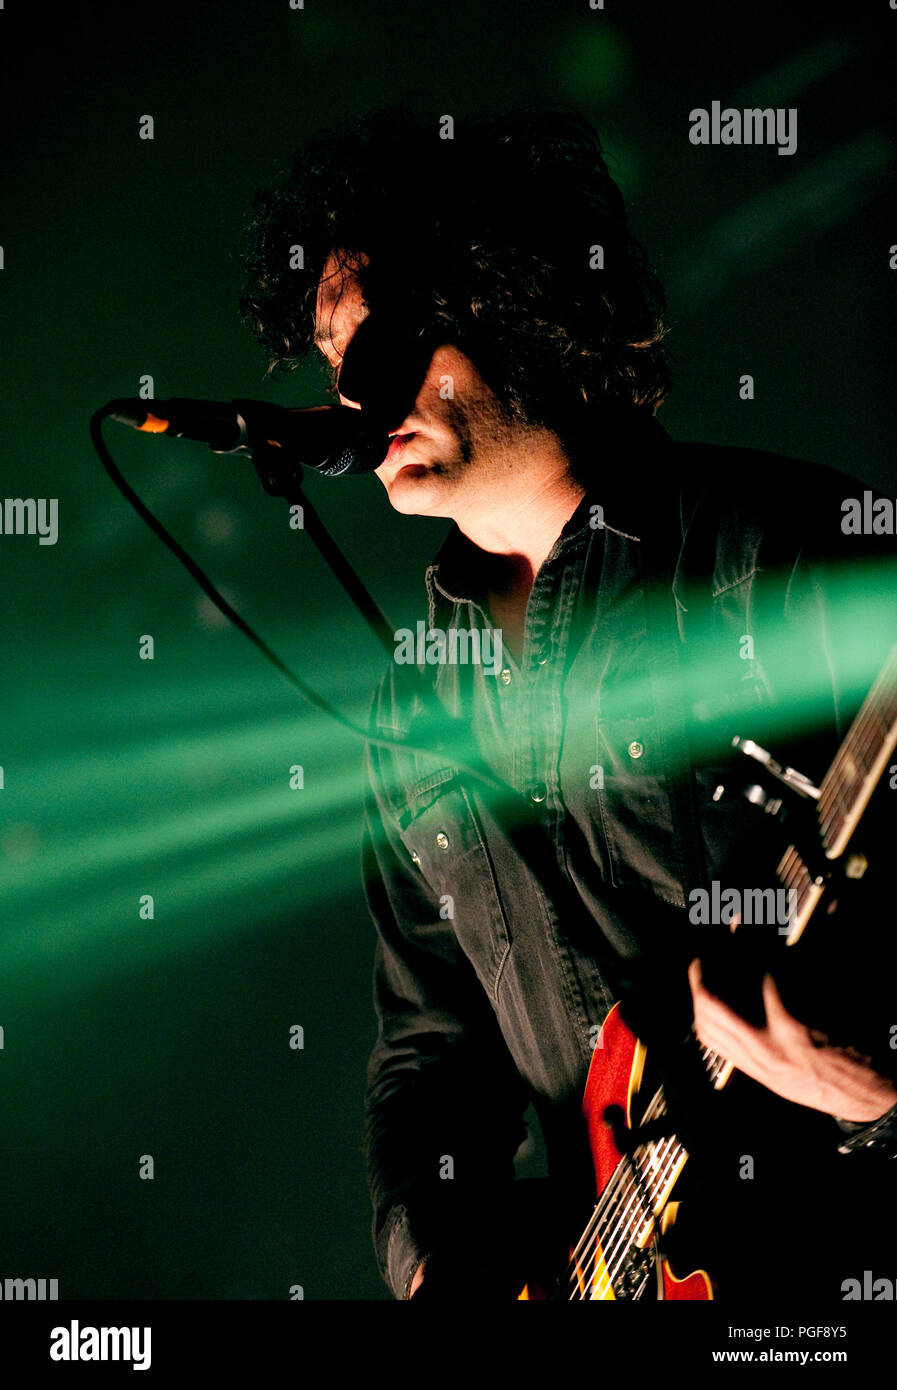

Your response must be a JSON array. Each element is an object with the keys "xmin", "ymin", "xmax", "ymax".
[{"xmin": 238, "ymin": 107, "xmax": 670, "ymax": 430}]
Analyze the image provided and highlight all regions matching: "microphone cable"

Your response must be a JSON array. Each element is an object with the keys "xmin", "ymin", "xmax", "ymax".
[
  {"xmin": 90, "ymin": 401, "xmax": 510, "ymax": 792},
  {"xmin": 91, "ymin": 396, "xmax": 641, "ymax": 1003}
]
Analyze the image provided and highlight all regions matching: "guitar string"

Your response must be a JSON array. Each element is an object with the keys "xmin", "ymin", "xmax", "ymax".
[
  {"xmin": 563, "ymin": 1041, "xmax": 728, "ymax": 1298},
  {"xmin": 568, "ymin": 1086, "xmax": 715, "ymax": 1300},
  {"xmin": 819, "ymin": 647, "xmax": 897, "ymax": 824},
  {"xmin": 565, "ymin": 1151, "xmax": 670, "ymax": 1298},
  {"xmin": 570, "ymin": 1133, "xmax": 681, "ymax": 1299},
  {"xmin": 817, "ymin": 648, "xmax": 897, "ymax": 836},
  {"xmin": 570, "ymin": 1043, "xmax": 732, "ymax": 1300},
  {"xmin": 566, "ymin": 1101, "xmax": 675, "ymax": 1297},
  {"xmin": 559, "ymin": 1044, "xmax": 709, "ymax": 1288},
  {"xmin": 818, "ymin": 689, "xmax": 891, "ymax": 830},
  {"xmin": 569, "ymin": 1045, "xmax": 730, "ymax": 1301},
  {"xmin": 818, "ymin": 645, "xmax": 897, "ymax": 823},
  {"xmin": 819, "ymin": 712, "xmax": 878, "ymax": 837},
  {"xmin": 564, "ymin": 848, "xmax": 813, "ymax": 1299}
]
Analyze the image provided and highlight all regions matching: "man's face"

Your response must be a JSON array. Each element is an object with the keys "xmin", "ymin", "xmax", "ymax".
[{"xmin": 313, "ymin": 252, "xmax": 534, "ymax": 524}]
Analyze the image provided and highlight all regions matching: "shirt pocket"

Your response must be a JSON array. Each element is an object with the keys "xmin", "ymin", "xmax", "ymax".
[
  {"xmin": 594, "ymin": 711, "xmax": 684, "ymax": 906},
  {"xmin": 394, "ymin": 769, "xmax": 512, "ymax": 1001}
]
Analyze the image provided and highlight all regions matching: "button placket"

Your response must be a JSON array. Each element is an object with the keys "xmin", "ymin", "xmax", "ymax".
[{"xmin": 519, "ymin": 563, "xmax": 564, "ymax": 811}]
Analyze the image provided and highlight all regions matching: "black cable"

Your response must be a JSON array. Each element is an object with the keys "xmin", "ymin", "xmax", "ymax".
[
  {"xmin": 90, "ymin": 404, "xmax": 510, "ymax": 791},
  {"xmin": 91, "ymin": 400, "xmax": 635, "ymax": 1009},
  {"xmin": 283, "ymin": 484, "xmax": 398, "ymax": 660}
]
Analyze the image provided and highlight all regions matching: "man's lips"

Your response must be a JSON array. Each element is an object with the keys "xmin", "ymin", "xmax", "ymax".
[{"xmin": 384, "ymin": 432, "xmax": 418, "ymax": 464}]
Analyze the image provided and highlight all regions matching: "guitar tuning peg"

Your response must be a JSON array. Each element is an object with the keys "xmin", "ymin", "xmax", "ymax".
[{"xmin": 731, "ymin": 736, "xmax": 820, "ymax": 801}]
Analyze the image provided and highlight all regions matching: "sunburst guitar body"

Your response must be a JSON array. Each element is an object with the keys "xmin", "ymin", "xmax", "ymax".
[{"xmin": 519, "ymin": 1002, "xmax": 714, "ymax": 1300}]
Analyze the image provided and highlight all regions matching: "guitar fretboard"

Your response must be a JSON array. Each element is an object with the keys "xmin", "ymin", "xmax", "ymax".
[
  {"xmin": 774, "ymin": 643, "xmax": 897, "ymax": 946},
  {"xmin": 816, "ymin": 644, "xmax": 897, "ymax": 860}
]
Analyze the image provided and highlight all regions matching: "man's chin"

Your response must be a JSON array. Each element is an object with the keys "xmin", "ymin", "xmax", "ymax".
[{"xmin": 384, "ymin": 466, "xmax": 447, "ymax": 515}]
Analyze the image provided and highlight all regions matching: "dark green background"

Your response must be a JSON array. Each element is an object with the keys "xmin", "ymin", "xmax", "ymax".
[{"xmin": 0, "ymin": 0, "xmax": 893, "ymax": 1298}]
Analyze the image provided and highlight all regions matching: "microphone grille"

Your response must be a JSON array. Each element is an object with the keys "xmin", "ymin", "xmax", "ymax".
[
  {"xmin": 317, "ymin": 436, "xmax": 386, "ymax": 477},
  {"xmin": 317, "ymin": 446, "xmax": 361, "ymax": 478}
]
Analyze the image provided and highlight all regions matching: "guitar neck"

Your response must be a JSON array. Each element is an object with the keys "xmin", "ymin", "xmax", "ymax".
[
  {"xmin": 817, "ymin": 644, "xmax": 897, "ymax": 861},
  {"xmin": 700, "ymin": 647, "xmax": 897, "ymax": 1115},
  {"xmin": 771, "ymin": 642, "xmax": 897, "ymax": 946}
]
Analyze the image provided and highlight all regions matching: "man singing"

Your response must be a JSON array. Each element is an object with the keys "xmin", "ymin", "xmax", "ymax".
[{"xmin": 240, "ymin": 109, "xmax": 897, "ymax": 1301}]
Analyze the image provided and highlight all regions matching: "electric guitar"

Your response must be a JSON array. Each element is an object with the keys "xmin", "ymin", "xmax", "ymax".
[{"xmin": 520, "ymin": 643, "xmax": 897, "ymax": 1300}]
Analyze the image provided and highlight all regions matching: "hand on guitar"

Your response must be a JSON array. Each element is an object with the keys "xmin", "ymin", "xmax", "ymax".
[{"xmin": 688, "ymin": 958, "xmax": 897, "ymax": 1123}]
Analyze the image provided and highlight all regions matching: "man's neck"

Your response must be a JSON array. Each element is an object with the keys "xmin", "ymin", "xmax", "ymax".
[
  {"xmin": 455, "ymin": 470, "xmax": 587, "ymax": 661},
  {"xmin": 458, "ymin": 470, "xmax": 586, "ymax": 583}
]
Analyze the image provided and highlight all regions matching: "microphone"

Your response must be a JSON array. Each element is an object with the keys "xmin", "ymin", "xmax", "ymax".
[
  {"xmin": 106, "ymin": 314, "xmax": 440, "ymax": 483},
  {"xmin": 106, "ymin": 397, "xmax": 390, "ymax": 478}
]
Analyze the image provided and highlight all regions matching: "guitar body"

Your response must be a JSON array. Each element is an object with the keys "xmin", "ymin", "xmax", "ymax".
[
  {"xmin": 519, "ymin": 1004, "xmax": 713, "ymax": 1300},
  {"xmin": 519, "ymin": 644, "xmax": 897, "ymax": 1301},
  {"xmin": 580, "ymin": 1003, "xmax": 712, "ymax": 1300}
]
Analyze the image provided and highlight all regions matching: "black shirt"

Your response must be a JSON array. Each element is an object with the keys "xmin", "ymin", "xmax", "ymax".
[{"xmin": 361, "ymin": 415, "xmax": 897, "ymax": 1299}]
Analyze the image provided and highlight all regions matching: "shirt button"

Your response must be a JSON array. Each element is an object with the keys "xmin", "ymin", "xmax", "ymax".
[
  {"xmin": 628, "ymin": 740, "xmax": 645, "ymax": 760},
  {"xmin": 500, "ymin": 668, "xmax": 512, "ymax": 686},
  {"xmin": 529, "ymin": 782, "xmax": 547, "ymax": 804},
  {"xmin": 435, "ymin": 831, "xmax": 450, "ymax": 851}
]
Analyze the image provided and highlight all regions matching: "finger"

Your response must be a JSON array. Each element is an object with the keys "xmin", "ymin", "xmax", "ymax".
[
  {"xmin": 687, "ymin": 958, "xmax": 772, "ymax": 1064},
  {"xmin": 691, "ymin": 982, "xmax": 770, "ymax": 1061},
  {"xmin": 688, "ymin": 958, "xmax": 731, "ymax": 1032},
  {"xmin": 694, "ymin": 1009, "xmax": 765, "ymax": 1062},
  {"xmin": 688, "ymin": 957, "xmax": 735, "ymax": 1012},
  {"xmin": 692, "ymin": 976, "xmax": 758, "ymax": 1034},
  {"xmin": 761, "ymin": 972, "xmax": 808, "ymax": 1042}
]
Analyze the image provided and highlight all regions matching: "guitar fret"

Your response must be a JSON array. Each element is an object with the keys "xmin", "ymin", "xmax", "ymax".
[
  {"xmin": 820, "ymin": 651, "xmax": 897, "ymax": 859},
  {"xmin": 818, "ymin": 646, "xmax": 897, "ymax": 856}
]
